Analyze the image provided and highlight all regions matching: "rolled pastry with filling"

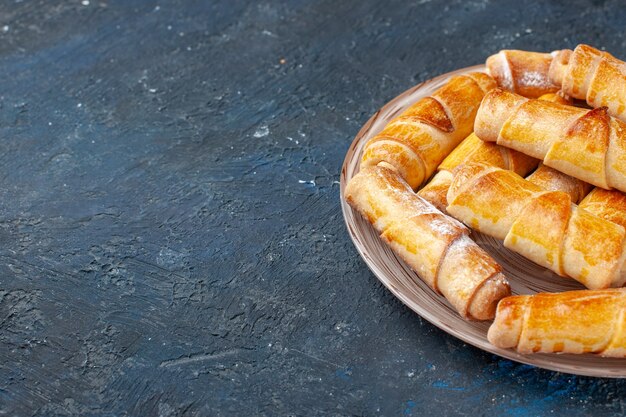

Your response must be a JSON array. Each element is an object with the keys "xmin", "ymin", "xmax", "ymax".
[
  {"xmin": 345, "ymin": 165, "xmax": 510, "ymax": 320},
  {"xmin": 474, "ymin": 88, "xmax": 626, "ymax": 192},
  {"xmin": 526, "ymin": 164, "xmax": 592, "ymax": 204},
  {"xmin": 446, "ymin": 163, "xmax": 626, "ymax": 290},
  {"xmin": 417, "ymin": 93, "xmax": 569, "ymax": 211},
  {"xmin": 487, "ymin": 49, "xmax": 560, "ymax": 98},
  {"xmin": 550, "ymin": 44, "xmax": 626, "ymax": 122},
  {"xmin": 488, "ymin": 289, "xmax": 626, "ymax": 357},
  {"xmin": 417, "ymin": 133, "xmax": 537, "ymax": 211},
  {"xmin": 361, "ymin": 73, "xmax": 496, "ymax": 189},
  {"xmin": 579, "ymin": 187, "xmax": 626, "ymax": 230}
]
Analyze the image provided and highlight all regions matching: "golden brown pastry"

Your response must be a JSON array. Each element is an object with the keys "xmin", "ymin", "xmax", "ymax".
[
  {"xmin": 417, "ymin": 133, "xmax": 537, "ymax": 211},
  {"xmin": 474, "ymin": 88, "xmax": 626, "ymax": 192},
  {"xmin": 526, "ymin": 164, "xmax": 592, "ymax": 203},
  {"xmin": 345, "ymin": 165, "xmax": 510, "ymax": 320},
  {"xmin": 361, "ymin": 73, "xmax": 496, "ymax": 189},
  {"xmin": 534, "ymin": 92, "xmax": 572, "ymax": 106},
  {"xmin": 488, "ymin": 289, "xmax": 626, "ymax": 357},
  {"xmin": 579, "ymin": 187, "xmax": 626, "ymax": 230},
  {"xmin": 550, "ymin": 44, "xmax": 626, "ymax": 122},
  {"xmin": 487, "ymin": 50, "xmax": 560, "ymax": 98},
  {"xmin": 446, "ymin": 163, "xmax": 626, "ymax": 290},
  {"xmin": 417, "ymin": 93, "xmax": 569, "ymax": 210}
]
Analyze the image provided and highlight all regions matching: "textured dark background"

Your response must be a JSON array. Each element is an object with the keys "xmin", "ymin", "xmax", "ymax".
[{"xmin": 1, "ymin": 0, "xmax": 625, "ymax": 415}]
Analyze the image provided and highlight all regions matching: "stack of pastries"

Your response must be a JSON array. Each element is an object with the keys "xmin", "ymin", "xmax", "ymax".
[{"xmin": 345, "ymin": 44, "xmax": 626, "ymax": 357}]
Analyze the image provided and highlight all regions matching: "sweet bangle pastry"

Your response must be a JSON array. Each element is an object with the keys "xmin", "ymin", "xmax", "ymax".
[
  {"xmin": 345, "ymin": 165, "xmax": 510, "ymax": 320},
  {"xmin": 488, "ymin": 289, "xmax": 626, "ymax": 357},
  {"xmin": 474, "ymin": 88, "xmax": 626, "ymax": 192},
  {"xmin": 417, "ymin": 93, "xmax": 569, "ymax": 211},
  {"xmin": 487, "ymin": 49, "xmax": 560, "ymax": 98},
  {"xmin": 446, "ymin": 163, "xmax": 626, "ymax": 290},
  {"xmin": 361, "ymin": 73, "xmax": 496, "ymax": 189},
  {"xmin": 417, "ymin": 133, "xmax": 537, "ymax": 211},
  {"xmin": 526, "ymin": 164, "xmax": 592, "ymax": 204},
  {"xmin": 579, "ymin": 187, "xmax": 626, "ymax": 230},
  {"xmin": 550, "ymin": 44, "xmax": 626, "ymax": 122}
]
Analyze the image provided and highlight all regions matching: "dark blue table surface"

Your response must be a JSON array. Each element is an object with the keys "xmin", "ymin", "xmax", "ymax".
[{"xmin": 1, "ymin": 0, "xmax": 625, "ymax": 415}]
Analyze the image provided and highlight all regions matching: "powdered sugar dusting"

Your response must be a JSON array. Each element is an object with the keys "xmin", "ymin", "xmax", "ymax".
[
  {"xmin": 448, "ymin": 233, "xmax": 476, "ymax": 251},
  {"xmin": 499, "ymin": 52, "xmax": 514, "ymax": 91},
  {"xmin": 372, "ymin": 166, "xmax": 469, "ymax": 235},
  {"xmin": 520, "ymin": 70, "xmax": 552, "ymax": 89}
]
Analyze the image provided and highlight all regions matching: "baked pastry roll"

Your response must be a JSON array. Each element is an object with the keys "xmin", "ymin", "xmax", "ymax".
[
  {"xmin": 550, "ymin": 44, "xmax": 626, "ymax": 122},
  {"xmin": 361, "ymin": 73, "xmax": 496, "ymax": 189},
  {"xmin": 447, "ymin": 163, "xmax": 626, "ymax": 290},
  {"xmin": 579, "ymin": 187, "xmax": 626, "ymax": 230},
  {"xmin": 475, "ymin": 88, "xmax": 626, "ymax": 192},
  {"xmin": 488, "ymin": 289, "xmax": 626, "ymax": 357},
  {"xmin": 417, "ymin": 133, "xmax": 537, "ymax": 211},
  {"xmin": 526, "ymin": 164, "xmax": 592, "ymax": 204},
  {"xmin": 487, "ymin": 50, "xmax": 560, "ymax": 98},
  {"xmin": 417, "ymin": 93, "xmax": 569, "ymax": 210},
  {"xmin": 417, "ymin": 133, "xmax": 539, "ymax": 211},
  {"xmin": 345, "ymin": 165, "xmax": 510, "ymax": 320}
]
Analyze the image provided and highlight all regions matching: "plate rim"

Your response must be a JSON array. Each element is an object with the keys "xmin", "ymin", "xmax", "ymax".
[{"xmin": 339, "ymin": 64, "xmax": 626, "ymax": 378}]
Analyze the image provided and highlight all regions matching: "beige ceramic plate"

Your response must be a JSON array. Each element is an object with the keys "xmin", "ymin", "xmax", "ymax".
[{"xmin": 340, "ymin": 64, "xmax": 626, "ymax": 378}]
